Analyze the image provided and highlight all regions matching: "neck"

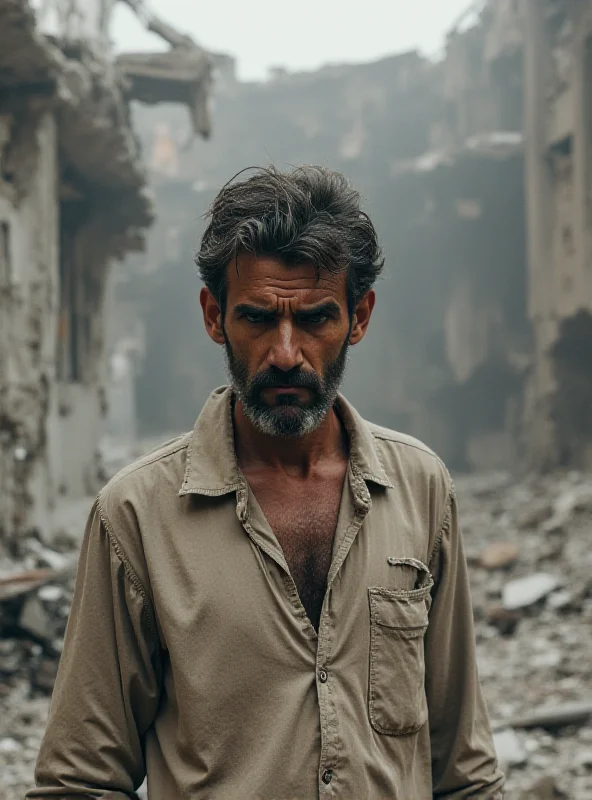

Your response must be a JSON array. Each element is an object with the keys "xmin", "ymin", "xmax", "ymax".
[{"xmin": 233, "ymin": 396, "xmax": 348, "ymax": 477}]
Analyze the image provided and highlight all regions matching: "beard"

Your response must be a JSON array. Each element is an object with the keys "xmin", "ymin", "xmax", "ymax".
[{"xmin": 223, "ymin": 335, "xmax": 350, "ymax": 438}]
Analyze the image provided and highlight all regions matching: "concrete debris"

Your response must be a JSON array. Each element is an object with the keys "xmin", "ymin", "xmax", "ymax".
[
  {"xmin": 457, "ymin": 469, "xmax": 592, "ymax": 798},
  {"xmin": 480, "ymin": 541, "xmax": 520, "ymax": 569},
  {"xmin": 494, "ymin": 728, "xmax": 527, "ymax": 769},
  {"xmin": 18, "ymin": 596, "xmax": 58, "ymax": 644},
  {"xmin": 0, "ymin": 569, "xmax": 58, "ymax": 602},
  {"xmin": 518, "ymin": 775, "xmax": 567, "ymax": 800},
  {"xmin": 498, "ymin": 701, "xmax": 592, "ymax": 732},
  {"xmin": 516, "ymin": 502, "xmax": 553, "ymax": 530},
  {"xmin": 1, "ymin": 467, "xmax": 592, "ymax": 798},
  {"xmin": 503, "ymin": 573, "xmax": 561, "ymax": 611},
  {"xmin": 546, "ymin": 590, "xmax": 574, "ymax": 611}
]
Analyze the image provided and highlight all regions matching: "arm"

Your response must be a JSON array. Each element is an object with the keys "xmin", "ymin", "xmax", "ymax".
[
  {"xmin": 425, "ymin": 486, "xmax": 504, "ymax": 799},
  {"xmin": 26, "ymin": 500, "xmax": 162, "ymax": 798}
]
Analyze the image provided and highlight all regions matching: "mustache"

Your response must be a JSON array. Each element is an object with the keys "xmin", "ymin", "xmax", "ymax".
[{"xmin": 248, "ymin": 367, "xmax": 322, "ymax": 392}]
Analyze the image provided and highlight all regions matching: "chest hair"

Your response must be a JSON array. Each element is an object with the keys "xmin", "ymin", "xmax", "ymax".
[{"xmin": 253, "ymin": 484, "xmax": 342, "ymax": 631}]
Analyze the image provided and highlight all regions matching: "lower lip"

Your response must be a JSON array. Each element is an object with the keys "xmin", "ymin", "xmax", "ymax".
[{"xmin": 269, "ymin": 387, "xmax": 302, "ymax": 394}]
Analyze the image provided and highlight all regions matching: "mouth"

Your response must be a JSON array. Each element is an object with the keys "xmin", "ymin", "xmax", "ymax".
[{"xmin": 260, "ymin": 385, "xmax": 312, "ymax": 402}]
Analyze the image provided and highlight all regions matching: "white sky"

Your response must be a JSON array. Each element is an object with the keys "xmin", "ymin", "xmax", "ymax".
[{"xmin": 111, "ymin": 0, "xmax": 474, "ymax": 82}]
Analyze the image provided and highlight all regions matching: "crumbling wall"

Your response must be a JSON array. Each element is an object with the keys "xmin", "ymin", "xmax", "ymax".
[
  {"xmin": 0, "ymin": 109, "xmax": 60, "ymax": 545},
  {"xmin": 0, "ymin": 0, "xmax": 153, "ymax": 546},
  {"xmin": 121, "ymin": 53, "xmax": 445, "ymax": 438},
  {"xmin": 523, "ymin": 0, "xmax": 592, "ymax": 470}
]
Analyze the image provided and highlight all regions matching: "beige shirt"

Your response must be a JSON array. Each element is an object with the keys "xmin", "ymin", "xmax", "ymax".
[{"xmin": 28, "ymin": 386, "xmax": 504, "ymax": 799}]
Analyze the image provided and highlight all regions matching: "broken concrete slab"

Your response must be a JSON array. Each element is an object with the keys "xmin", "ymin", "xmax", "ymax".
[
  {"xmin": 0, "ymin": 569, "xmax": 58, "ymax": 602},
  {"xmin": 494, "ymin": 701, "xmax": 592, "ymax": 731},
  {"xmin": 502, "ymin": 573, "xmax": 560, "ymax": 610},
  {"xmin": 18, "ymin": 596, "xmax": 58, "ymax": 643},
  {"xmin": 493, "ymin": 728, "xmax": 527, "ymax": 768}
]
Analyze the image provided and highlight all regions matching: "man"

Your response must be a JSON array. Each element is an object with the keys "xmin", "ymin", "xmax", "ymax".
[{"xmin": 28, "ymin": 166, "xmax": 503, "ymax": 799}]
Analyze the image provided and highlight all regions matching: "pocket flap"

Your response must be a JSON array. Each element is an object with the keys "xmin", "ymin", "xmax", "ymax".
[{"xmin": 369, "ymin": 587, "xmax": 430, "ymax": 630}]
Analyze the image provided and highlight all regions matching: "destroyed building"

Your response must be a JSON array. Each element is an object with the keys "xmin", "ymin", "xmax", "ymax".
[
  {"xmin": 0, "ymin": 0, "xmax": 212, "ymax": 546},
  {"xmin": 521, "ymin": 0, "xmax": 592, "ymax": 471},
  {"xmin": 112, "ymin": 0, "xmax": 592, "ymax": 474},
  {"xmin": 411, "ymin": 0, "xmax": 592, "ymax": 472}
]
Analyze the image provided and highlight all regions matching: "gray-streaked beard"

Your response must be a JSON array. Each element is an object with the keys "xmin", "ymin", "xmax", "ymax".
[{"xmin": 223, "ymin": 338, "xmax": 350, "ymax": 438}]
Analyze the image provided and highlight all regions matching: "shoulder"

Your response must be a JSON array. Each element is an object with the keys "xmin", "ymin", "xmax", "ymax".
[
  {"xmin": 366, "ymin": 419, "xmax": 453, "ymax": 524},
  {"xmin": 98, "ymin": 432, "xmax": 191, "ymax": 523},
  {"xmin": 367, "ymin": 421, "xmax": 450, "ymax": 482}
]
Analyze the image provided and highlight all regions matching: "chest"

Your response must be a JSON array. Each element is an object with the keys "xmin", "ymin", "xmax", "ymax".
[{"xmin": 246, "ymin": 473, "xmax": 345, "ymax": 629}]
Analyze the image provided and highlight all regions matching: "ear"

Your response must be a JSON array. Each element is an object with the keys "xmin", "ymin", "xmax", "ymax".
[
  {"xmin": 200, "ymin": 287, "xmax": 225, "ymax": 345},
  {"xmin": 349, "ymin": 290, "xmax": 375, "ymax": 345}
]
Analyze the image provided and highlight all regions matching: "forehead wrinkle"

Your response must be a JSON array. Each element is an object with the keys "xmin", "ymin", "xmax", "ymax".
[
  {"xmin": 243, "ymin": 273, "xmax": 341, "ymax": 291},
  {"xmin": 227, "ymin": 253, "xmax": 347, "ymax": 307},
  {"xmin": 246, "ymin": 286, "xmax": 341, "ymax": 310}
]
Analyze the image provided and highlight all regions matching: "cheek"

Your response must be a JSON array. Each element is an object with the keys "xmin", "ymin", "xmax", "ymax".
[{"xmin": 304, "ymin": 327, "xmax": 349, "ymax": 363}]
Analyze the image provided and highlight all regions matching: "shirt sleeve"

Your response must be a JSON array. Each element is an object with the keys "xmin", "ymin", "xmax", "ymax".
[
  {"xmin": 425, "ymin": 485, "xmax": 505, "ymax": 799},
  {"xmin": 26, "ymin": 499, "xmax": 162, "ymax": 799}
]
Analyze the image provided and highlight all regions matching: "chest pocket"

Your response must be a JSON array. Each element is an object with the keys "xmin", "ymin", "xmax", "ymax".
[{"xmin": 368, "ymin": 576, "xmax": 433, "ymax": 736}]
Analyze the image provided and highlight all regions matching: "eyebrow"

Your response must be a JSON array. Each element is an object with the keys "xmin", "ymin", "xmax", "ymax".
[{"xmin": 233, "ymin": 301, "xmax": 342, "ymax": 319}]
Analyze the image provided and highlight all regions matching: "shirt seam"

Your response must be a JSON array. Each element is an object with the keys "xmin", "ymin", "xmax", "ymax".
[
  {"xmin": 371, "ymin": 431, "xmax": 445, "ymax": 466},
  {"xmin": 97, "ymin": 498, "xmax": 159, "ymax": 645},
  {"xmin": 428, "ymin": 479, "xmax": 455, "ymax": 570},
  {"xmin": 108, "ymin": 442, "xmax": 189, "ymax": 490}
]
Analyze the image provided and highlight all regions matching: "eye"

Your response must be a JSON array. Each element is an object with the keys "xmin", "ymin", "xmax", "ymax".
[
  {"xmin": 243, "ymin": 312, "xmax": 269, "ymax": 324},
  {"xmin": 301, "ymin": 314, "xmax": 329, "ymax": 325}
]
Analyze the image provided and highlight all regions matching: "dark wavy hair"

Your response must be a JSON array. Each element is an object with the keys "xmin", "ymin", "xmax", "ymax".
[{"xmin": 195, "ymin": 165, "xmax": 384, "ymax": 315}]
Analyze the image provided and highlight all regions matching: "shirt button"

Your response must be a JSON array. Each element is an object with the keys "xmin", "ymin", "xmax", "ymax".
[
  {"xmin": 318, "ymin": 669, "xmax": 328, "ymax": 683},
  {"xmin": 322, "ymin": 769, "xmax": 333, "ymax": 785}
]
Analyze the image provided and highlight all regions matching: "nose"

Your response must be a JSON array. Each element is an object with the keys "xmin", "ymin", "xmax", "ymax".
[{"xmin": 267, "ymin": 318, "xmax": 304, "ymax": 372}]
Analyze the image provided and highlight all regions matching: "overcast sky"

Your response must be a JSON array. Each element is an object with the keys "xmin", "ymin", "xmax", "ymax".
[{"xmin": 111, "ymin": 0, "xmax": 474, "ymax": 82}]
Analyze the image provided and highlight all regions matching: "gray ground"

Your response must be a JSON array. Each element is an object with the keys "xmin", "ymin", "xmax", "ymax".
[{"xmin": 1, "ymin": 469, "xmax": 591, "ymax": 799}]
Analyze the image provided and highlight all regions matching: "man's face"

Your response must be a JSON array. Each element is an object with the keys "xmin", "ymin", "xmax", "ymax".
[{"xmin": 202, "ymin": 253, "xmax": 369, "ymax": 437}]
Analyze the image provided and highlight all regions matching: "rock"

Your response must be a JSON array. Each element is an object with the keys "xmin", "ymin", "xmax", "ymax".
[
  {"xmin": 486, "ymin": 605, "xmax": 521, "ymax": 635},
  {"xmin": 503, "ymin": 573, "xmax": 560, "ymax": 610},
  {"xmin": 547, "ymin": 590, "xmax": 574, "ymax": 610},
  {"xmin": 18, "ymin": 596, "xmax": 57, "ymax": 643},
  {"xmin": 32, "ymin": 658, "xmax": 59, "ymax": 692},
  {"xmin": 517, "ymin": 502, "xmax": 553, "ymax": 530},
  {"xmin": 0, "ymin": 737, "xmax": 22, "ymax": 754},
  {"xmin": 37, "ymin": 585, "xmax": 64, "ymax": 603},
  {"xmin": 573, "ymin": 749, "xmax": 592, "ymax": 769},
  {"xmin": 0, "ymin": 639, "xmax": 20, "ymax": 675},
  {"xmin": 0, "ymin": 568, "xmax": 59, "ymax": 602},
  {"xmin": 531, "ymin": 649, "xmax": 562, "ymax": 669},
  {"xmin": 498, "ymin": 700, "xmax": 592, "ymax": 731},
  {"xmin": 480, "ymin": 541, "xmax": 520, "ymax": 569},
  {"xmin": 519, "ymin": 775, "xmax": 567, "ymax": 799},
  {"xmin": 493, "ymin": 728, "xmax": 527, "ymax": 768},
  {"xmin": 25, "ymin": 540, "xmax": 72, "ymax": 571}
]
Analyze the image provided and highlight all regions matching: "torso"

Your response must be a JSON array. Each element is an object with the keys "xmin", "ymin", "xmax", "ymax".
[{"xmin": 245, "ymin": 465, "xmax": 347, "ymax": 632}]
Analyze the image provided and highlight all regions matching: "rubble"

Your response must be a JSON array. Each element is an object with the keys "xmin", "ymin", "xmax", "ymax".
[
  {"xmin": 0, "ymin": 469, "xmax": 591, "ymax": 798},
  {"xmin": 479, "ymin": 541, "xmax": 520, "ymax": 569},
  {"xmin": 502, "ymin": 573, "xmax": 561, "ymax": 610}
]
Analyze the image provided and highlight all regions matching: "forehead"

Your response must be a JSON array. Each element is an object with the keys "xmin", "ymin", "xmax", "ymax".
[{"xmin": 225, "ymin": 252, "xmax": 347, "ymax": 304}]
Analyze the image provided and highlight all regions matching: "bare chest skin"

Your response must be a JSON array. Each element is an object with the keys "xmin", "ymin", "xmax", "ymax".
[{"xmin": 245, "ymin": 464, "xmax": 347, "ymax": 632}]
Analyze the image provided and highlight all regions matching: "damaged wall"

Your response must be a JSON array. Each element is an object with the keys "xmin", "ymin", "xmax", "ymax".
[
  {"xmin": 0, "ymin": 109, "xmax": 60, "ymax": 544},
  {"xmin": 523, "ymin": 0, "xmax": 592, "ymax": 470},
  {"xmin": 0, "ymin": 0, "xmax": 152, "ymax": 546},
  {"xmin": 115, "ymin": 52, "xmax": 448, "ymax": 440},
  {"xmin": 111, "ymin": 0, "xmax": 592, "ymax": 474},
  {"xmin": 115, "ymin": 25, "xmax": 530, "ymax": 471}
]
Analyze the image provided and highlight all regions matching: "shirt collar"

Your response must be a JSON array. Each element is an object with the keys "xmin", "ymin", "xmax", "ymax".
[{"xmin": 179, "ymin": 385, "xmax": 393, "ymax": 497}]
